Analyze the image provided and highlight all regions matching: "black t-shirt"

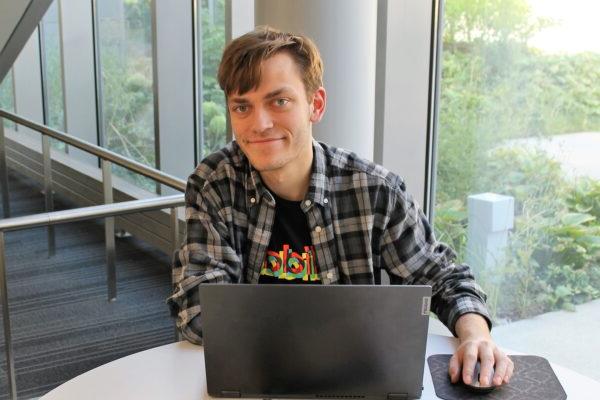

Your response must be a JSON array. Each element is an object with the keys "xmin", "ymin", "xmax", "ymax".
[{"xmin": 259, "ymin": 192, "xmax": 320, "ymax": 284}]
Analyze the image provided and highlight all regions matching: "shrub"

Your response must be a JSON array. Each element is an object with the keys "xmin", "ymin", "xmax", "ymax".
[{"xmin": 435, "ymin": 147, "xmax": 600, "ymax": 321}]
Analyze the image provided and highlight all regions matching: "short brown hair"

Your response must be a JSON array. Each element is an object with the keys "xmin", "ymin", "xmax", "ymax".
[{"xmin": 217, "ymin": 26, "xmax": 324, "ymax": 99}]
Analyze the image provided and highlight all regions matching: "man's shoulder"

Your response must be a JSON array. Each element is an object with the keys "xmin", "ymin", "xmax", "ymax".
[
  {"xmin": 190, "ymin": 141, "xmax": 246, "ymax": 184},
  {"xmin": 318, "ymin": 142, "xmax": 406, "ymax": 192}
]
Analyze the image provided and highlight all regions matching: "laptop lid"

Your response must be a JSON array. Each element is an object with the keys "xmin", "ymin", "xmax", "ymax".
[{"xmin": 199, "ymin": 284, "xmax": 432, "ymax": 400}]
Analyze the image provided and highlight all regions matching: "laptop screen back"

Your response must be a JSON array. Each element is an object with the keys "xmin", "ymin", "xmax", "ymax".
[{"xmin": 200, "ymin": 284, "xmax": 431, "ymax": 400}]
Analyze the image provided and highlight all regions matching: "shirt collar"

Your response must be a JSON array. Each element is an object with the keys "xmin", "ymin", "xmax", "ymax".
[
  {"xmin": 305, "ymin": 139, "xmax": 330, "ymax": 207},
  {"xmin": 232, "ymin": 141, "xmax": 274, "ymax": 206}
]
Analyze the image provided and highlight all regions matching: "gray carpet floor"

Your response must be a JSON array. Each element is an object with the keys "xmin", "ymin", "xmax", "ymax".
[{"xmin": 0, "ymin": 169, "xmax": 175, "ymax": 399}]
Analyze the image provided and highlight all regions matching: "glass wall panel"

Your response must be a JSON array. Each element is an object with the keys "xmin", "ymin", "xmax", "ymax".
[
  {"xmin": 42, "ymin": 0, "xmax": 66, "ymax": 150},
  {"xmin": 97, "ymin": 0, "xmax": 155, "ymax": 190},
  {"xmin": 201, "ymin": 0, "xmax": 227, "ymax": 156},
  {"xmin": 0, "ymin": 69, "xmax": 16, "ymax": 131},
  {"xmin": 434, "ymin": 0, "xmax": 600, "ymax": 376}
]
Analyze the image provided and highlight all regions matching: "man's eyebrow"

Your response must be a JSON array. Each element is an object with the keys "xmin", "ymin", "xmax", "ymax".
[
  {"xmin": 229, "ymin": 87, "xmax": 294, "ymax": 104},
  {"xmin": 265, "ymin": 86, "xmax": 295, "ymax": 99},
  {"xmin": 229, "ymin": 97, "xmax": 249, "ymax": 104},
  {"xmin": 264, "ymin": 87, "xmax": 293, "ymax": 99}
]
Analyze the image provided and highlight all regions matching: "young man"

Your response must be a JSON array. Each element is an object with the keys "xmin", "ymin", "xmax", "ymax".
[{"xmin": 168, "ymin": 26, "xmax": 513, "ymax": 388}]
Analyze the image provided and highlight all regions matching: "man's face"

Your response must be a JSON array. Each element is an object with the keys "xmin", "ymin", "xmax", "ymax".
[{"xmin": 227, "ymin": 52, "xmax": 325, "ymax": 175}]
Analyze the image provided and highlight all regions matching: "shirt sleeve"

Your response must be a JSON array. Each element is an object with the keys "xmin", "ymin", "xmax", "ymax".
[
  {"xmin": 380, "ymin": 183, "xmax": 492, "ymax": 337},
  {"xmin": 166, "ymin": 172, "xmax": 243, "ymax": 345}
]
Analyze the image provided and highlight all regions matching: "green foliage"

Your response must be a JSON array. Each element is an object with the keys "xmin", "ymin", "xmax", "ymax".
[
  {"xmin": 45, "ymin": 42, "xmax": 65, "ymax": 132},
  {"xmin": 444, "ymin": 0, "xmax": 546, "ymax": 45},
  {"xmin": 437, "ymin": 0, "xmax": 600, "ymax": 213},
  {"xmin": 519, "ymin": 52, "xmax": 600, "ymax": 134},
  {"xmin": 203, "ymin": 101, "xmax": 226, "ymax": 154},
  {"xmin": 99, "ymin": 0, "xmax": 156, "ymax": 191},
  {"xmin": 567, "ymin": 178, "xmax": 600, "ymax": 220},
  {"xmin": 0, "ymin": 71, "xmax": 17, "ymax": 131},
  {"xmin": 501, "ymin": 196, "xmax": 600, "ymax": 319},
  {"xmin": 435, "ymin": 145, "xmax": 600, "ymax": 321},
  {"xmin": 202, "ymin": 0, "xmax": 226, "ymax": 104},
  {"xmin": 436, "ymin": 0, "xmax": 600, "ymax": 322},
  {"xmin": 94, "ymin": 0, "xmax": 228, "ymax": 188},
  {"xmin": 547, "ymin": 212, "xmax": 600, "ymax": 269},
  {"xmin": 124, "ymin": 0, "xmax": 152, "ymax": 43},
  {"xmin": 432, "ymin": 199, "xmax": 468, "ymax": 257},
  {"xmin": 42, "ymin": 11, "xmax": 66, "ymax": 151},
  {"xmin": 456, "ymin": 148, "xmax": 570, "ymax": 318},
  {"xmin": 542, "ymin": 264, "xmax": 600, "ymax": 311},
  {"xmin": 201, "ymin": 0, "xmax": 227, "ymax": 156},
  {"xmin": 477, "ymin": 148, "xmax": 565, "ymax": 214},
  {"xmin": 102, "ymin": 50, "xmax": 155, "ymax": 190}
]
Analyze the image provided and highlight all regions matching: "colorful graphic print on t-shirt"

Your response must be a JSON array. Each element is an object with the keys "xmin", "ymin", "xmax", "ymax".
[{"xmin": 260, "ymin": 243, "xmax": 320, "ymax": 282}]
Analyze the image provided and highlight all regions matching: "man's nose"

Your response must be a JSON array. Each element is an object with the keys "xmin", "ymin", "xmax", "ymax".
[{"xmin": 251, "ymin": 107, "xmax": 274, "ymax": 133}]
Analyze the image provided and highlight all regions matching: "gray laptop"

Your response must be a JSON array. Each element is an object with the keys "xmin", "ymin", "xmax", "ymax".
[{"xmin": 199, "ymin": 284, "xmax": 432, "ymax": 400}]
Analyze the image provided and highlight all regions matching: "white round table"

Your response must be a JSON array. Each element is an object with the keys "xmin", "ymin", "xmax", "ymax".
[{"xmin": 40, "ymin": 334, "xmax": 599, "ymax": 399}]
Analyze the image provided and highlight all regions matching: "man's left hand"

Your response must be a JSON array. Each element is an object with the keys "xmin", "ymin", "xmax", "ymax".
[{"xmin": 448, "ymin": 313, "xmax": 514, "ymax": 387}]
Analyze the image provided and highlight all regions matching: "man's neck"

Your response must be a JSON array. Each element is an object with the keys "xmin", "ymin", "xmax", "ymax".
[{"xmin": 260, "ymin": 154, "xmax": 313, "ymax": 202}]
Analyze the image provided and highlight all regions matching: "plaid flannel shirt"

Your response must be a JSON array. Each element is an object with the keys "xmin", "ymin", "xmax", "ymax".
[{"xmin": 167, "ymin": 140, "xmax": 491, "ymax": 344}]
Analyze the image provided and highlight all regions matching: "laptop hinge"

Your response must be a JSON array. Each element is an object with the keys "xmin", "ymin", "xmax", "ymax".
[
  {"xmin": 221, "ymin": 391, "xmax": 241, "ymax": 398},
  {"xmin": 387, "ymin": 394, "xmax": 408, "ymax": 400}
]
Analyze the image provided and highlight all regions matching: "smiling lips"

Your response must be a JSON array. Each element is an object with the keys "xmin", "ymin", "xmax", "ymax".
[{"xmin": 247, "ymin": 137, "xmax": 285, "ymax": 144}]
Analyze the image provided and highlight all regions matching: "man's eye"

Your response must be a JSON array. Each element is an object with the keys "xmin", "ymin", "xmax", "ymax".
[
  {"xmin": 274, "ymin": 98, "xmax": 289, "ymax": 107},
  {"xmin": 232, "ymin": 105, "xmax": 248, "ymax": 113}
]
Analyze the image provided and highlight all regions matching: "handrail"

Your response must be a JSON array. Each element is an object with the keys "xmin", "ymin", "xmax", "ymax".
[
  {"xmin": 0, "ymin": 109, "xmax": 187, "ymax": 191},
  {"xmin": 0, "ymin": 194, "xmax": 185, "ymax": 399},
  {"xmin": 0, "ymin": 108, "xmax": 190, "ymax": 400},
  {"xmin": 0, "ymin": 194, "xmax": 184, "ymax": 231}
]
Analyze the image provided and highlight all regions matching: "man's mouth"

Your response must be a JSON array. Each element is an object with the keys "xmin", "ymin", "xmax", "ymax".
[{"xmin": 247, "ymin": 137, "xmax": 284, "ymax": 144}]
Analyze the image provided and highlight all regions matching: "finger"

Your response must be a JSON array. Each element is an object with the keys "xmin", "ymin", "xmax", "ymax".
[
  {"xmin": 461, "ymin": 346, "xmax": 478, "ymax": 385},
  {"xmin": 503, "ymin": 357, "xmax": 515, "ymax": 384},
  {"xmin": 491, "ymin": 351, "xmax": 509, "ymax": 386},
  {"xmin": 478, "ymin": 345, "xmax": 495, "ymax": 387},
  {"xmin": 448, "ymin": 353, "xmax": 462, "ymax": 383}
]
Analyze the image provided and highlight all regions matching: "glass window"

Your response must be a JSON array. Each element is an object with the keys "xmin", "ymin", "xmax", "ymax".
[
  {"xmin": 41, "ymin": 0, "xmax": 66, "ymax": 150},
  {"xmin": 201, "ymin": 0, "xmax": 227, "ymax": 157},
  {"xmin": 434, "ymin": 0, "xmax": 600, "ymax": 378},
  {"xmin": 97, "ymin": 0, "xmax": 156, "ymax": 191},
  {"xmin": 0, "ymin": 69, "xmax": 16, "ymax": 131}
]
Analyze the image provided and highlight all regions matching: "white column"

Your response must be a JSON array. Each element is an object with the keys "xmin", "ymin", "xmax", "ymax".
[
  {"xmin": 378, "ymin": 0, "xmax": 434, "ymax": 208},
  {"xmin": 60, "ymin": 0, "xmax": 98, "ymax": 166},
  {"xmin": 154, "ymin": 0, "xmax": 195, "ymax": 194},
  {"xmin": 254, "ymin": 0, "xmax": 377, "ymax": 161},
  {"xmin": 13, "ymin": 29, "xmax": 44, "ymax": 142}
]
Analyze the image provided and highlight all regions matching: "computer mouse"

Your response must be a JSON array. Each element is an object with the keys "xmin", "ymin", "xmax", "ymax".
[{"xmin": 462, "ymin": 361, "xmax": 497, "ymax": 394}]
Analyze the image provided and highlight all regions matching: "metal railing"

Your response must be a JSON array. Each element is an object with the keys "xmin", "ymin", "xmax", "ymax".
[
  {"xmin": 0, "ymin": 109, "xmax": 187, "ymax": 193},
  {"xmin": 0, "ymin": 109, "xmax": 188, "ymax": 399},
  {"xmin": 0, "ymin": 195, "xmax": 185, "ymax": 399}
]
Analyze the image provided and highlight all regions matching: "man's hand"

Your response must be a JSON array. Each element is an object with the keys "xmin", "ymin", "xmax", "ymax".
[{"xmin": 448, "ymin": 313, "xmax": 514, "ymax": 387}]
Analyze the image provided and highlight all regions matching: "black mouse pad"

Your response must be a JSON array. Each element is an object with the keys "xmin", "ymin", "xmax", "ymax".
[{"xmin": 427, "ymin": 354, "xmax": 567, "ymax": 400}]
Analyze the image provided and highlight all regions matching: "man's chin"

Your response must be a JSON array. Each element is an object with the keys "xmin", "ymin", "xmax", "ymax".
[{"xmin": 251, "ymin": 162, "xmax": 283, "ymax": 172}]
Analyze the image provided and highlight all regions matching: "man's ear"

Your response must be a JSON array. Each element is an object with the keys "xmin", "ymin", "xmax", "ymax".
[{"xmin": 309, "ymin": 87, "xmax": 327, "ymax": 123}]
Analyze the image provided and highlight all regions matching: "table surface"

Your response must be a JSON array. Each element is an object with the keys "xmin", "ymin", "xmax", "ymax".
[{"xmin": 40, "ymin": 334, "xmax": 599, "ymax": 400}]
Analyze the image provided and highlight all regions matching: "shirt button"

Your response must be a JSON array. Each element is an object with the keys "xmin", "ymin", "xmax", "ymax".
[
  {"xmin": 323, "ymin": 198, "xmax": 329, "ymax": 204},
  {"xmin": 315, "ymin": 226, "xmax": 322, "ymax": 233},
  {"xmin": 250, "ymin": 197, "xmax": 256, "ymax": 204},
  {"xmin": 304, "ymin": 200, "xmax": 312, "ymax": 207},
  {"xmin": 327, "ymin": 271, "xmax": 333, "ymax": 279}
]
